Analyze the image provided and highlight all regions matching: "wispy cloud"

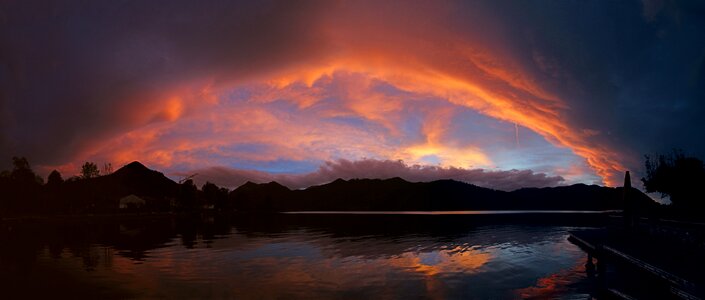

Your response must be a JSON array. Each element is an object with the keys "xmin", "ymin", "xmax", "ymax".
[{"xmin": 2, "ymin": 1, "xmax": 704, "ymax": 188}]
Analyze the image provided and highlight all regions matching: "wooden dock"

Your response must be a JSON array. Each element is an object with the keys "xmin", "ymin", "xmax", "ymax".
[{"xmin": 569, "ymin": 224, "xmax": 705, "ymax": 299}]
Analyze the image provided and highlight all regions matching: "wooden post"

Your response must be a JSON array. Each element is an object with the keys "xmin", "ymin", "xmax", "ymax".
[{"xmin": 586, "ymin": 253, "xmax": 596, "ymax": 277}]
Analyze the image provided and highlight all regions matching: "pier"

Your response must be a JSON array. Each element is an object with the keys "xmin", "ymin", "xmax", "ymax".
[{"xmin": 569, "ymin": 172, "xmax": 705, "ymax": 299}]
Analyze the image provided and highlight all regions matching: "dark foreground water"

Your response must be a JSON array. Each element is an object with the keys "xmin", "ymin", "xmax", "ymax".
[{"xmin": 0, "ymin": 212, "xmax": 606, "ymax": 299}]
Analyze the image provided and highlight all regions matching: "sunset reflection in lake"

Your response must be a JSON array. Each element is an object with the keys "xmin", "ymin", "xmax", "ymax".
[{"xmin": 0, "ymin": 213, "xmax": 602, "ymax": 299}]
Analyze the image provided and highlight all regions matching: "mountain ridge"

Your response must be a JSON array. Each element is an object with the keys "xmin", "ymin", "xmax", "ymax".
[
  {"xmin": 16, "ymin": 161, "xmax": 655, "ymax": 214},
  {"xmin": 228, "ymin": 176, "xmax": 655, "ymax": 212}
]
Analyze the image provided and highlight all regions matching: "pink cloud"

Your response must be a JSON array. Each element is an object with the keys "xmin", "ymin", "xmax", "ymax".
[
  {"xmin": 180, "ymin": 158, "xmax": 565, "ymax": 192},
  {"xmin": 4, "ymin": 1, "xmax": 647, "ymax": 187}
]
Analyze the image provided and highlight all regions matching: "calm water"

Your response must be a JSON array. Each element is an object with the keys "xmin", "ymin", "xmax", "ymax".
[{"xmin": 0, "ymin": 213, "xmax": 605, "ymax": 299}]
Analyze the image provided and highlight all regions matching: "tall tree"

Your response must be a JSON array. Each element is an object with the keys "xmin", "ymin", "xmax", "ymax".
[
  {"xmin": 47, "ymin": 170, "xmax": 64, "ymax": 186},
  {"xmin": 642, "ymin": 150, "xmax": 705, "ymax": 211},
  {"xmin": 202, "ymin": 182, "xmax": 219, "ymax": 208},
  {"xmin": 177, "ymin": 179, "xmax": 199, "ymax": 211},
  {"xmin": 80, "ymin": 162, "xmax": 100, "ymax": 179},
  {"xmin": 103, "ymin": 163, "xmax": 113, "ymax": 175},
  {"xmin": 11, "ymin": 156, "xmax": 37, "ymax": 183},
  {"xmin": 3, "ymin": 157, "xmax": 42, "ymax": 213}
]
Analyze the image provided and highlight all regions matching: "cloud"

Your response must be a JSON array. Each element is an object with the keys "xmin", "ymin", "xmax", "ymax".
[
  {"xmin": 179, "ymin": 158, "xmax": 565, "ymax": 192},
  {"xmin": 1, "ymin": 0, "xmax": 704, "ymax": 189},
  {"xmin": 0, "ymin": 0, "xmax": 334, "ymax": 165}
]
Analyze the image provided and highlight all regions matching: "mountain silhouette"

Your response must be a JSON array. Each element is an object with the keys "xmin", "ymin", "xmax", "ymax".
[
  {"xmin": 228, "ymin": 181, "xmax": 291, "ymax": 211},
  {"xmin": 109, "ymin": 161, "xmax": 179, "ymax": 196},
  {"xmin": 228, "ymin": 177, "xmax": 656, "ymax": 211},
  {"xmin": 18, "ymin": 161, "xmax": 655, "ymax": 214},
  {"xmin": 60, "ymin": 161, "xmax": 179, "ymax": 213}
]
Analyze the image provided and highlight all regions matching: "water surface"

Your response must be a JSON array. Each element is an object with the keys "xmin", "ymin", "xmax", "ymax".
[
  {"xmin": 0, "ymin": 213, "xmax": 603, "ymax": 299},
  {"xmin": 284, "ymin": 210, "xmax": 619, "ymax": 215}
]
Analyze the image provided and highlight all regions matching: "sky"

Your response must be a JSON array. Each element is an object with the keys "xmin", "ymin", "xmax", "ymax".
[{"xmin": 1, "ymin": 0, "xmax": 704, "ymax": 191}]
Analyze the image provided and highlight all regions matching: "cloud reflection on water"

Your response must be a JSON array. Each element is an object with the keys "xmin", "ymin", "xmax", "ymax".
[{"xmin": 1, "ymin": 214, "xmax": 597, "ymax": 298}]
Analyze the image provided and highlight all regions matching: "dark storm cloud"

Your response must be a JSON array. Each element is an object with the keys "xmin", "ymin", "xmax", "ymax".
[
  {"xmin": 0, "ymin": 0, "xmax": 332, "ymax": 166},
  {"xmin": 478, "ymin": 0, "xmax": 705, "ymax": 173},
  {"xmin": 1, "ymin": 0, "xmax": 704, "ymax": 187}
]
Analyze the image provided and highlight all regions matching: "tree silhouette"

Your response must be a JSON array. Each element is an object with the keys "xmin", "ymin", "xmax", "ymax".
[
  {"xmin": 202, "ymin": 181, "xmax": 219, "ymax": 207},
  {"xmin": 177, "ymin": 179, "xmax": 199, "ymax": 210},
  {"xmin": 12, "ymin": 156, "xmax": 30, "ymax": 170},
  {"xmin": 202, "ymin": 182, "xmax": 229, "ymax": 210},
  {"xmin": 217, "ymin": 187, "xmax": 230, "ymax": 210},
  {"xmin": 45, "ymin": 169, "xmax": 65, "ymax": 213},
  {"xmin": 1, "ymin": 157, "xmax": 42, "ymax": 214},
  {"xmin": 642, "ymin": 150, "xmax": 705, "ymax": 212},
  {"xmin": 11, "ymin": 156, "xmax": 39, "ymax": 184},
  {"xmin": 47, "ymin": 170, "xmax": 64, "ymax": 186},
  {"xmin": 103, "ymin": 163, "xmax": 113, "ymax": 175},
  {"xmin": 81, "ymin": 162, "xmax": 100, "ymax": 179}
]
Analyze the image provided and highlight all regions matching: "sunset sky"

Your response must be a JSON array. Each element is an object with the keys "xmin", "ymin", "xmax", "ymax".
[{"xmin": 1, "ymin": 0, "xmax": 704, "ymax": 190}]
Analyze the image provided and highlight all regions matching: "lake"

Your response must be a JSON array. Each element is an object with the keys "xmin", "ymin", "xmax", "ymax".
[{"xmin": 0, "ymin": 212, "xmax": 608, "ymax": 299}]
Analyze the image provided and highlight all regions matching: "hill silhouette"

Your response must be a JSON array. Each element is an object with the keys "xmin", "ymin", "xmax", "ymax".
[
  {"xmin": 229, "ymin": 181, "xmax": 291, "ymax": 211},
  {"xmin": 228, "ymin": 176, "xmax": 656, "ymax": 212},
  {"xmin": 59, "ymin": 161, "xmax": 179, "ymax": 213},
  {"xmin": 1, "ymin": 160, "xmax": 657, "ymax": 215},
  {"xmin": 109, "ymin": 161, "xmax": 179, "ymax": 196}
]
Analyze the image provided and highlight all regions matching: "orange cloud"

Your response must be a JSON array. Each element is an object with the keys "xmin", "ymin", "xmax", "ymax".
[
  {"xmin": 36, "ymin": 1, "xmax": 628, "ymax": 186},
  {"xmin": 233, "ymin": 1, "xmax": 627, "ymax": 185},
  {"xmin": 258, "ymin": 49, "xmax": 625, "ymax": 185}
]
